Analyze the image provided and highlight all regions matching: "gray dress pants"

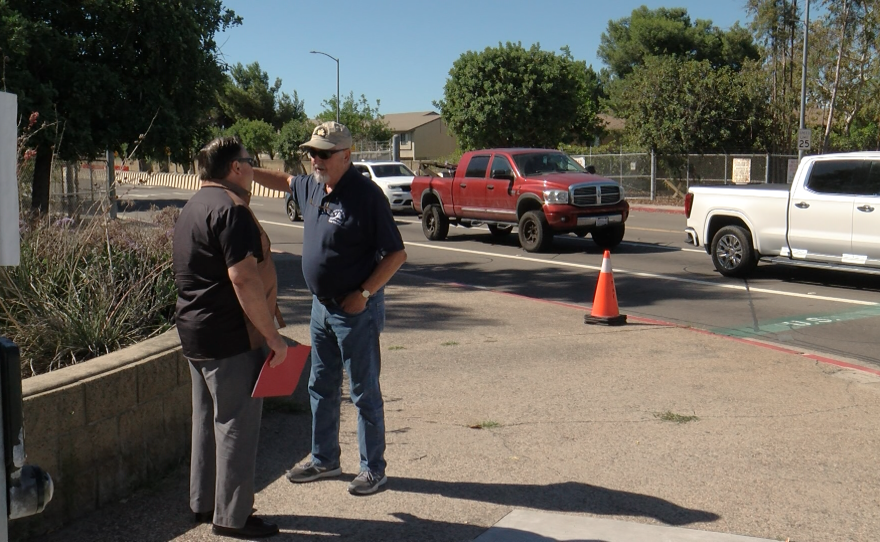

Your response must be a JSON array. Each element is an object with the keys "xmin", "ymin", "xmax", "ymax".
[{"xmin": 188, "ymin": 348, "xmax": 264, "ymax": 528}]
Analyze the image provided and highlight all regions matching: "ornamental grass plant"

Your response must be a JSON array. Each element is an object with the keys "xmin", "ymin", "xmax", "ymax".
[{"xmin": 0, "ymin": 206, "xmax": 179, "ymax": 378}]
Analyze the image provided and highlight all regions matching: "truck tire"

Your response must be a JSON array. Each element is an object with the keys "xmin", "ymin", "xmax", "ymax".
[
  {"xmin": 518, "ymin": 211, "xmax": 553, "ymax": 252},
  {"xmin": 711, "ymin": 225, "xmax": 757, "ymax": 277},
  {"xmin": 422, "ymin": 204, "xmax": 449, "ymax": 241},
  {"xmin": 591, "ymin": 224, "xmax": 625, "ymax": 249},
  {"xmin": 488, "ymin": 224, "xmax": 513, "ymax": 237}
]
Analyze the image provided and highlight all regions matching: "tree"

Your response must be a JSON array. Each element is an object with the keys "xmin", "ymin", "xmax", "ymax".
[
  {"xmin": 608, "ymin": 56, "xmax": 771, "ymax": 188},
  {"xmin": 0, "ymin": 0, "xmax": 240, "ymax": 213},
  {"xmin": 598, "ymin": 6, "xmax": 760, "ymax": 80},
  {"xmin": 226, "ymin": 119, "xmax": 276, "ymax": 164},
  {"xmin": 435, "ymin": 42, "xmax": 602, "ymax": 151},
  {"xmin": 275, "ymin": 119, "xmax": 316, "ymax": 174},
  {"xmin": 745, "ymin": 0, "xmax": 804, "ymax": 152},
  {"xmin": 317, "ymin": 92, "xmax": 392, "ymax": 143},
  {"xmin": 807, "ymin": 0, "xmax": 879, "ymax": 152},
  {"xmin": 216, "ymin": 61, "xmax": 306, "ymax": 130}
]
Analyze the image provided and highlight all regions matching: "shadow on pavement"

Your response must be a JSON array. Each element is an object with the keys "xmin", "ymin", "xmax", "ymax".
[{"xmin": 388, "ymin": 477, "xmax": 719, "ymax": 527}]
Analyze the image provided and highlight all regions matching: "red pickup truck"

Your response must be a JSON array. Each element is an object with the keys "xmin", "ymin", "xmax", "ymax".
[{"xmin": 412, "ymin": 148, "xmax": 629, "ymax": 252}]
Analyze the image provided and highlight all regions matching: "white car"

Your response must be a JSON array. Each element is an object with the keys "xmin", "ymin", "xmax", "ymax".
[{"xmin": 354, "ymin": 161, "xmax": 415, "ymax": 212}]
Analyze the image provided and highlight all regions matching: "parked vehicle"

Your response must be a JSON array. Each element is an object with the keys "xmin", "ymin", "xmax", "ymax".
[
  {"xmin": 411, "ymin": 148, "xmax": 629, "ymax": 252},
  {"xmin": 685, "ymin": 151, "xmax": 880, "ymax": 277},
  {"xmin": 354, "ymin": 161, "xmax": 415, "ymax": 211},
  {"xmin": 284, "ymin": 192, "xmax": 301, "ymax": 222}
]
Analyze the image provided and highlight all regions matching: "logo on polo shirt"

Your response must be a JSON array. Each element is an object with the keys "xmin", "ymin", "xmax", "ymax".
[{"xmin": 328, "ymin": 208, "xmax": 345, "ymax": 226}]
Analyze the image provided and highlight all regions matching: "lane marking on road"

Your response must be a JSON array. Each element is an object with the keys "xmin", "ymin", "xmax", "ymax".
[
  {"xmin": 260, "ymin": 220, "xmax": 877, "ymax": 307},
  {"xmin": 626, "ymin": 226, "xmax": 680, "ymax": 234},
  {"xmin": 402, "ymin": 241, "xmax": 878, "ymax": 306},
  {"xmin": 620, "ymin": 241, "xmax": 704, "ymax": 253},
  {"xmin": 711, "ymin": 307, "xmax": 880, "ymax": 338},
  {"xmin": 395, "ymin": 218, "xmax": 700, "ymax": 252}
]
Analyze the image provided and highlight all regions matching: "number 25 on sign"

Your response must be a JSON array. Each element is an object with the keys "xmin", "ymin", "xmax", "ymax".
[{"xmin": 797, "ymin": 128, "xmax": 811, "ymax": 150}]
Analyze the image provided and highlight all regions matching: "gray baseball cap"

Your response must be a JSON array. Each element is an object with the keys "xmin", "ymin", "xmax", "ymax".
[{"xmin": 300, "ymin": 121, "xmax": 353, "ymax": 150}]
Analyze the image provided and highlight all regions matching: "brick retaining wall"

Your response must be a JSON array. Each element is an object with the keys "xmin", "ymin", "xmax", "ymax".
[{"xmin": 9, "ymin": 330, "xmax": 190, "ymax": 539}]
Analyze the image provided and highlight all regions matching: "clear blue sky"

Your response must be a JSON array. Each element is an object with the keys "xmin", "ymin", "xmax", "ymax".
[{"xmin": 217, "ymin": 0, "xmax": 757, "ymax": 119}]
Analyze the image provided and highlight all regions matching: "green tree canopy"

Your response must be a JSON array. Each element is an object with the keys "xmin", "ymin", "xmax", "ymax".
[
  {"xmin": 275, "ymin": 119, "xmax": 316, "ymax": 174},
  {"xmin": 0, "ymin": 0, "xmax": 240, "ymax": 212},
  {"xmin": 225, "ymin": 119, "xmax": 276, "ymax": 163},
  {"xmin": 436, "ymin": 42, "xmax": 603, "ymax": 151},
  {"xmin": 598, "ymin": 6, "xmax": 760, "ymax": 79},
  {"xmin": 317, "ymin": 92, "xmax": 392, "ymax": 143},
  {"xmin": 216, "ymin": 61, "xmax": 306, "ymax": 130},
  {"xmin": 608, "ymin": 56, "xmax": 771, "ymax": 156}
]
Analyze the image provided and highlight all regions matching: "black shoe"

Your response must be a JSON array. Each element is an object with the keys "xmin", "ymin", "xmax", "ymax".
[
  {"xmin": 194, "ymin": 510, "xmax": 213, "ymax": 523},
  {"xmin": 212, "ymin": 515, "xmax": 279, "ymax": 539}
]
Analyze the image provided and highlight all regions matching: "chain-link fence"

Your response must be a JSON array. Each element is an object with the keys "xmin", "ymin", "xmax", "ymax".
[
  {"xmin": 28, "ymin": 148, "xmax": 800, "ymax": 212},
  {"xmin": 572, "ymin": 152, "xmax": 798, "ymax": 199},
  {"xmin": 351, "ymin": 139, "xmax": 392, "ymax": 162}
]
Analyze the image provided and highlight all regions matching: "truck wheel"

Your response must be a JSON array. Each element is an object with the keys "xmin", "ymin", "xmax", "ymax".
[
  {"xmin": 286, "ymin": 199, "xmax": 301, "ymax": 222},
  {"xmin": 422, "ymin": 204, "xmax": 449, "ymax": 241},
  {"xmin": 591, "ymin": 224, "xmax": 625, "ymax": 249},
  {"xmin": 711, "ymin": 225, "xmax": 757, "ymax": 277},
  {"xmin": 518, "ymin": 211, "xmax": 552, "ymax": 252},
  {"xmin": 488, "ymin": 224, "xmax": 513, "ymax": 237}
]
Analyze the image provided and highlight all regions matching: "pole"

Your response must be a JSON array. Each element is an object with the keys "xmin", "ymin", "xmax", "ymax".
[
  {"xmin": 310, "ymin": 51, "xmax": 340, "ymax": 124},
  {"xmin": 106, "ymin": 150, "xmax": 117, "ymax": 220},
  {"xmin": 798, "ymin": 0, "xmax": 810, "ymax": 162}
]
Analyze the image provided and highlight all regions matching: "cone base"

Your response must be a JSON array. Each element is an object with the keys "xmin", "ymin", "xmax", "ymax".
[{"xmin": 584, "ymin": 313, "xmax": 627, "ymax": 326}]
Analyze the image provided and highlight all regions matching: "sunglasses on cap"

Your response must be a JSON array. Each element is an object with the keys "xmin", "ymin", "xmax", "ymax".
[{"xmin": 305, "ymin": 148, "xmax": 345, "ymax": 160}]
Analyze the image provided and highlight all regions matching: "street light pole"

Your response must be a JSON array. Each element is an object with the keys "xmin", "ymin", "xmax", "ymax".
[{"xmin": 310, "ymin": 50, "xmax": 339, "ymax": 124}]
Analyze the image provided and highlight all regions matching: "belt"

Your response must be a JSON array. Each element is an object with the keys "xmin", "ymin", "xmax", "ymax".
[{"xmin": 317, "ymin": 295, "xmax": 347, "ymax": 306}]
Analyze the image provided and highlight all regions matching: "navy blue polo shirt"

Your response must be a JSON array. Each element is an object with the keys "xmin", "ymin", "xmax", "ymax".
[{"xmin": 290, "ymin": 165, "xmax": 405, "ymax": 299}]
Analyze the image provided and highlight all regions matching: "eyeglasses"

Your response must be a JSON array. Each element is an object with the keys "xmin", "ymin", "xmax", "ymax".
[
  {"xmin": 305, "ymin": 148, "xmax": 345, "ymax": 160},
  {"xmin": 236, "ymin": 157, "xmax": 255, "ymax": 166}
]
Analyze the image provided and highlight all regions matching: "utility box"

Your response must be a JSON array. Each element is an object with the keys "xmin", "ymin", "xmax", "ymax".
[
  {"xmin": 0, "ymin": 92, "xmax": 19, "ymax": 267},
  {"xmin": 0, "ymin": 338, "xmax": 54, "ymax": 536}
]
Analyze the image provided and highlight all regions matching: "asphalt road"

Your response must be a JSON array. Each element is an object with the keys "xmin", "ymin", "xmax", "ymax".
[{"xmin": 118, "ymin": 184, "xmax": 880, "ymax": 371}]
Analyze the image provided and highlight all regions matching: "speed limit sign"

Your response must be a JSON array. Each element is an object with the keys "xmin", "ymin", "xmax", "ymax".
[{"xmin": 797, "ymin": 128, "xmax": 811, "ymax": 150}]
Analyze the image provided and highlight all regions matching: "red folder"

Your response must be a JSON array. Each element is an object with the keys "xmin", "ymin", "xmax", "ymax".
[{"xmin": 252, "ymin": 343, "xmax": 311, "ymax": 398}]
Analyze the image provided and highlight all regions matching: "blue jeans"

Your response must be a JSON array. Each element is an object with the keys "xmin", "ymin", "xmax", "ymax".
[{"xmin": 308, "ymin": 289, "xmax": 386, "ymax": 474}]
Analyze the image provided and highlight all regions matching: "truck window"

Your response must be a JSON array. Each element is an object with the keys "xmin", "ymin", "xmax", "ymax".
[
  {"xmin": 372, "ymin": 164, "xmax": 415, "ymax": 177},
  {"xmin": 464, "ymin": 156, "xmax": 491, "ymax": 178},
  {"xmin": 490, "ymin": 156, "xmax": 514, "ymax": 179},
  {"xmin": 867, "ymin": 161, "xmax": 880, "ymax": 195},
  {"xmin": 806, "ymin": 160, "xmax": 874, "ymax": 195}
]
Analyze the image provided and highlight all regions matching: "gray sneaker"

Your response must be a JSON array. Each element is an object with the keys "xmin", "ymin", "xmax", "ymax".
[
  {"xmin": 286, "ymin": 461, "xmax": 342, "ymax": 483},
  {"xmin": 348, "ymin": 470, "xmax": 387, "ymax": 495}
]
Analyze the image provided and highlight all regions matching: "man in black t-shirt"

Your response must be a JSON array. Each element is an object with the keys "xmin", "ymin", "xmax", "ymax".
[
  {"xmin": 173, "ymin": 136, "xmax": 287, "ymax": 539},
  {"xmin": 252, "ymin": 122, "xmax": 407, "ymax": 496}
]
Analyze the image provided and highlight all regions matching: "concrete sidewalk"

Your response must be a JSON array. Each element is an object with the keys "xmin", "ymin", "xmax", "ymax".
[{"xmin": 32, "ymin": 254, "xmax": 880, "ymax": 542}]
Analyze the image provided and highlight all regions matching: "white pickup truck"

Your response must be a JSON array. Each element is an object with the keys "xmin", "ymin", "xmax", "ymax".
[{"xmin": 685, "ymin": 152, "xmax": 880, "ymax": 277}]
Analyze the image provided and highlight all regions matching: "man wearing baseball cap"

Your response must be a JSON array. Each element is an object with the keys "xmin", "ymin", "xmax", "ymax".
[{"xmin": 252, "ymin": 121, "xmax": 406, "ymax": 495}]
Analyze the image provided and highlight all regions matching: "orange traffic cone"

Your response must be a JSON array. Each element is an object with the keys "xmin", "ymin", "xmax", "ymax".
[{"xmin": 584, "ymin": 250, "xmax": 627, "ymax": 326}]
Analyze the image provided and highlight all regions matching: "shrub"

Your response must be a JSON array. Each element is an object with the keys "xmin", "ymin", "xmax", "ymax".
[{"xmin": 0, "ymin": 207, "xmax": 179, "ymax": 377}]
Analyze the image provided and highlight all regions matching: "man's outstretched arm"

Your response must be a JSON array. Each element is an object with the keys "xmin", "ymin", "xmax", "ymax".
[{"xmin": 252, "ymin": 168, "xmax": 294, "ymax": 192}]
